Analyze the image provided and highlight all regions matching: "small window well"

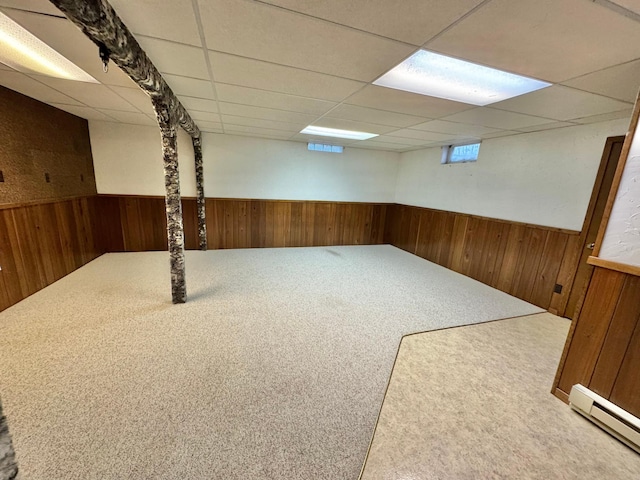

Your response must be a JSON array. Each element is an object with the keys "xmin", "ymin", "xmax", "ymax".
[
  {"xmin": 308, "ymin": 143, "xmax": 343, "ymax": 153},
  {"xmin": 441, "ymin": 142, "xmax": 480, "ymax": 164}
]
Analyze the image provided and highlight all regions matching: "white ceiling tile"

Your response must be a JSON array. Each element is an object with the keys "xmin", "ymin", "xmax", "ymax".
[
  {"xmin": 210, "ymin": 52, "xmax": 365, "ymax": 102},
  {"xmin": 570, "ymin": 109, "xmax": 634, "ymax": 125},
  {"xmin": 197, "ymin": 121, "xmax": 223, "ymax": 133},
  {"xmin": 198, "ymin": 0, "xmax": 414, "ymax": 82},
  {"xmin": 97, "ymin": 110, "xmax": 157, "ymax": 126},
  {"xmin": 562, "ymin": 60, "xmax": 640, "ymax": 103},
  {"xmin": 187, "ymin": 110, "xmax": 221, "ymax": 123},
  {"xmin": 136, "ymin": 36, "xmax": 209, "ymax": 80},
  {"xmin": 178, "ymin": 96, "xmax": 218, "ymax": 113},
  {"xmin": 221, "ymin": 115, "xmax": 304, "ymax": 132},
  {"xmin": 442, "ymin": 107, "xmax": 553, "ymax": 130},
  {"xmin": 225, "ymin": 129, "xmax": 293, "ymax": 141},
  {"xmin": 0, "ymin": 70, "xmax": 82, "ymax": 105},
  {"xmin": 610, "ymin": 0, "xmax": 640, "ymax": 15},
  {"xmin": 311, "ymin": 118, "xmax": 397, "ymax": 135},
  {"xmin": 107, "ymin": 86, "xmax": 155, "ymax": 115},
  {"xmin": 223, "ymin": 124, "xmax": 296, "ymax": 137},
  {"xmin": 108, "ymin": 0, "xmax": 201, "ymax": 46},
  {"xmin": 49, "ymin": 104, "xmax": 114, "ymax": 121},
  {"xmin": 218, "ymin": 102, "xmax": 317, "ymax": 124},
  {"xmin": 491, "ymin": 86, "xmax": 631, "ymax": 121},
  {"xmin": 514, "ymin": 122, "xmax": 578, "ymax": 133},
  {"xmin": 163, "ymin": 74, "xmax": 215, "ymax": 100},
  {"xmin": 346, "ymin": 85, "xmax": 473, "ymax": 118},
  {"xmin": 427, "ymin": 0, "xmax": 640, "ymax": 83},
  {"xmin": 259, "ymin": 0, "xmax": 486, "ymax": 46},
  {"xmin": 480, "ymin": 130, "xmax": 520, "ymax": 139},
  {"xmin": 290, "ymin": 133, "xmax": 358, "ymax": 145},
  {"xmin": 326, "ymin": 104, "xmax": 429, "ymax": 128},
  {"xmin": 353, "ymin": 141, "xmax": 408, "ymax": 151},
  {"xmin": 0, "ymin": 1, "xmax": 62, "ymax": 16},
  {"xmin": 409, "ymin": 119, "xmax": 503, "ymax": 136},
  {"xmin": 215, "ymin": 83, "xmax": 336, "ymax": 116},
  {"xmin": 374, "ymin": 135, "xmax": 435, "ymax": 146},
  {"xmin": 3, "ymin": 10, "xmax": 137, "ymax": 87},
  {"xmin": 34, "ymin": 76, "xmax": 140, "ymax": 111},
  {"xmin": 384, "ymin": 129, "xmax": 454, "ymax": 142}
]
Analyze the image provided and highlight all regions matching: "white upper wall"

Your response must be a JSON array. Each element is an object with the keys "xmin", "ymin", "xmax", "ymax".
[
  {"xmin": 89, "ymin": 121, "xmax": 399, "ymax": 203},
  {"xmin": 395, "ymin": 119, "xmax": 629, "ymax": 231}
]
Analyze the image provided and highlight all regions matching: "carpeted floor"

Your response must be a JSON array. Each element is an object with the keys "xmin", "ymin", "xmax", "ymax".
[
  {"xmin": 0, "ymin": 245, "xmax": 543, "ymax": 479},
  {"xmin": 361, "ymin": 313, "xmax": 640, "ymax": 479}
]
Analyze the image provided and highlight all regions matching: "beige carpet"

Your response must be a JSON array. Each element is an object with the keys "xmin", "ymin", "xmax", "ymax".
[
  {"xmin": 361, "ymin": 313, "xmax": 640, "ymax": 479},
  {"xmin": 0, "ymin": 245, "xmax": 543, "ymax": 479}
]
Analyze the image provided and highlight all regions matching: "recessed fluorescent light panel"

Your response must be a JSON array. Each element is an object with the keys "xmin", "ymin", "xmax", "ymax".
[
  {"xmin": 300, "ymin": 126, "xmax": 378, "ymax": 140},
  {"xmin": 373, "ymin": 50, "xmax": 550, "ymax": 106},
  {"xmin": 0, "ymin": 12, "xmax": 97, "ymax": 82}
]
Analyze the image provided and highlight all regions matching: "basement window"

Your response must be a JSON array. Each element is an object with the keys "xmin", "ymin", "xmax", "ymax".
[
  {"xmin": 441, "ymin": 142, "xmax": 480, "ymax": 164},
  {"xmin": 308, "ymin": 142, "xmax": 344, "ymax": 153}
]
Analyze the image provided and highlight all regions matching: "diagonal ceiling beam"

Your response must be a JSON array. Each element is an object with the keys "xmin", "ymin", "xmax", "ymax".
[{"xmin": 48, "ymin": 0, "xmax": 200, "ymax": 139}]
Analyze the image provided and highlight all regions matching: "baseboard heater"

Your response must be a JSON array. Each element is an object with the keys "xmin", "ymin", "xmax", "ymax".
[{"xmin": 569, "ymin": 384, "xmax": 640, "ymax": 454}]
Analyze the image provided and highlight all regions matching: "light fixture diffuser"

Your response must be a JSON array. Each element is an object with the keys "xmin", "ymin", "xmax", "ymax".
[
  {"xmin": 0, "ymin": 12, "xmax": 97, "ymax": 83},
  {"xmin": 300, "ymin": 125, "xmax": 378, "ymax": 140},
  {"xmin": 374, "ymin": 50, "xmax": 550, "ymax": 106}
]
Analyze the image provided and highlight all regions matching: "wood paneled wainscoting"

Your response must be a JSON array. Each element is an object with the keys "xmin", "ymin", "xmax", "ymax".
[
  {"xmin": 384, "ymin": 204, "xmax": 582, "ymax": 313},
  {"xmin": 95, "ymin": 195, "xmax": 388, "ymax": 252},
  {"xmin": 0, "ymin": 196, "xmax": 103, "ymax": 312},
  {"xmin": 553, "ymin": 266, "xmax": 640, "ymax": 416}
]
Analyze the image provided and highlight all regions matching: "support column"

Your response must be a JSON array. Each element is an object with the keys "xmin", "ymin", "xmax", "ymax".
[
  {"xmin": 0, "ymin": 399, "xmax": 18, "ymax": 480},
  {"xmin": 153, "ymin": 100, "xmax": 186, "ymax": 303},
  {"xmin": 192, "ymin": 137, "xmax": 207, "ymax": 251}
]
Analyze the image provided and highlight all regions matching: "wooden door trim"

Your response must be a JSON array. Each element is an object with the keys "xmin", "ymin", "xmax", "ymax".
[{"xmin": 593, "ymin": 90, "xmax": 640, "ymax": 257}]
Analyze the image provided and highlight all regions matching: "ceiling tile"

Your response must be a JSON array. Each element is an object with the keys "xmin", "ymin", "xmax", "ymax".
[
  {"xmin": 223, "ymin": 124, "xmax": 296, "ymax": 137},
  {"xmin": 35, "ymin": 76, "xmax": 140, "ymax": 111},
  {"xmin": 49, "ymin": 104, "xmax": 114, "ymax": 121},
  {"xmin": 312, "ymin": 118, "xmax": 397, "ymax": 135},
  {"xmin": 136, "ymin": 36, "xmax": 209, "ymax": 80},
  {"xmin": 187, "ymin": 110, "xmax": 221, "ymax": 123},
  {"xmin": 198, "ymin": 0, "xmax": 414, "ymax": 82},
  {"xmin": 326, "ymin": 104, "xmax": 428, "ymax": 128},
  {"xmin": 225, "ymin": 129, "xmax": 293, "ymax": 141},
  {"xmin": 385, "ymin": 129, "xmax": 454, "ymax": 142},
  {"xmin": 178, "ymin": 96, "xmax": 218, "ymax": 113},
  {"xmin": 610, "ymin": 0, "xmax": 640, "ymax": 15},
  {"xmin": 514, "ymin": 121, "xmax": 577, "ymax": 133},
  {"xmin": 259, "ymin": 0, "xmax": 486, "ymax": 45},
  {"xmin": 0, "ymin": 0, "xmax": 62, "ymax": 16},
  {"xmin": 290, "ymin": 133, "xmax": 358, "ymax": 145},
  {"xmin": 442, "ymin": 107, "xmax": 553, "ymax": 130},
  {"xmin": 346, "ymin": 85, "xmax": 473, "ymax": 118},
  {"xmin": 491, "ymin": 86, "xmax": 631, "ymax": 121},
  {"xmin": 3, "ymin": 10, "xmax": 137, "ymax": 87},
  {"xmin": 0, "ymin": 71, "xmax": 82, "ymax": 105},
  {"xmin": 562, "ymin": 60, "xmax": 640, "ymax": 103},
  {"xmin": 107, "ymin": 86, "xmax": 155, "ymax": 115},
  {"xmin": 97, "ymin": 110, "xmax": 157, "ymax": 126},
  {"xmin": 218, "ymin": 102, "xmax": 318, "ymax": 124},
  {"xmin": 570, "ymin": 109, "xmax": 634, "ymax": 125},
  {"xmin": 108, "ymin": 0, "xmax": 201, "ymax": 46},
  {"xmin": 409, "ymin": 119, "xmax": 503, "ymax": 136},
  {"xmin": 480, "ymin": 130, "xmax": 520, "ymax": 139},
  {"xmin": 210, "ymin": 52, "xmax": 365, "ymax": 102},
  {"xmin": 221, "ymin": 115, "xmax": 304, "ymax": 132},
  {"xmin": 197, "ymin": 121, "xmax": 223, "ymax": 133},
  {"xmin": 373, "ymin": 135, "xmax": 435, "ymax": 145},
  {"xmin": 215, "ymin": 83, "xmax": 336, "ymax": 116},
  {"xmin": 163, "ymin": 74, "xmax": 215, "ymax": 100},
  {"xmin": 427, "ymin": 0, "xmax": 640, "ymax": 83},
  {"xmin": 353, "ymin": 140, "xmax": 408, "ymax": 151}
]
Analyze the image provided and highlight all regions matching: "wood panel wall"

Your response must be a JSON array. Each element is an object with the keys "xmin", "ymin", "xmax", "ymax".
[
  {"xmin": 384, "ymin": 204, "xmax": 581, "ymax": 312},
  {"xmin": 95, "ymin": 195, "xmax": 388, "ymax": 252},
  {"xmin": 553, "ymin": 267, "xmax": 640, "ymax": 417},
  {"xmin": 0, "ymin": 197, "xmax": 103, "ymax": 312}
]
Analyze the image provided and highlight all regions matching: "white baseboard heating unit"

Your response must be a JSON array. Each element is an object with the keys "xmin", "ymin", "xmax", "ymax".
[{"xmin": 569, "ymin": 384, "xmax": 640, "ymax": 454}]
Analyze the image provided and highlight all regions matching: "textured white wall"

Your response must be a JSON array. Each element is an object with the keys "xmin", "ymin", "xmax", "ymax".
[
  {"xmin": 395, "ymin": 119, "xmax": 629, "ymax": 231},
  {"xmin": 89, "ymin": 121, "xmax": 399, "ymax": 202},
  {"xmin": 599, "ymin": 123, "xmax": 640, "ymax": 267}
]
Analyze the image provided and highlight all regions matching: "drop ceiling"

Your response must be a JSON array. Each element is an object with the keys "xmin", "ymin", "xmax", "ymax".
[{"xmin": 0, "ymin": 0, "xmax": 638, "ymax": 152}]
